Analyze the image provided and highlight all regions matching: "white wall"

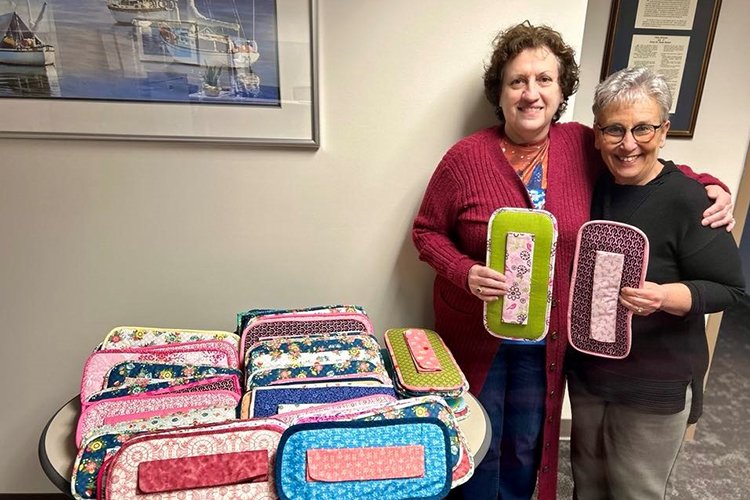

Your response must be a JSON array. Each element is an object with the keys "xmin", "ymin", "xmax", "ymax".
[{"xmin": 0, "ymin": 0, "xmax": 588, "ymax": 493}]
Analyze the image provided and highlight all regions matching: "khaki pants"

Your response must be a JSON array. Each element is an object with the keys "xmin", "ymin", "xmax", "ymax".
[{"xmin": 569, "ymin": 373, "xmax": 691, "ymax": 500}]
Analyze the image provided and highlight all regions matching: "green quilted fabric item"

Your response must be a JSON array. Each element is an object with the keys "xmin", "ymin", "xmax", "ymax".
[
  {"xmin": 485, "ymin": 208, "xmax": 557, "ymax": 340},
  {"xmin": 385, "ymin": 328, "xmax": 467, "ymax": 395}
]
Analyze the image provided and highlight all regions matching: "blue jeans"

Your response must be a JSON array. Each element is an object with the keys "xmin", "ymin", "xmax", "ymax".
[{"xmin": 454, "ymin": 343, "xmax": 546, "ymax": 500}]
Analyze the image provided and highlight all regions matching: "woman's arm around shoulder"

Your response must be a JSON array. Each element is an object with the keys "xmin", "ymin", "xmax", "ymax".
[{"xmin": 675, "ymin": 163, "xmax": 734, "ymax": 230}]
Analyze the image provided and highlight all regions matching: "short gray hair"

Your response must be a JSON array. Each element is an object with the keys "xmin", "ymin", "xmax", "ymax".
[{"xmin": 592, "ymin": 67, "xmax": 672, "ymax": 123}]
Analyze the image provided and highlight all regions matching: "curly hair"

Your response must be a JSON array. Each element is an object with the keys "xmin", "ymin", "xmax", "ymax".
[{"xmin": 483, "ymin": 22, "xmax": 580, "ymax": 124}]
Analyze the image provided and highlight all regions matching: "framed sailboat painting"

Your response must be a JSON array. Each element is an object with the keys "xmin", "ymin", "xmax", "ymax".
[{"xmin": 0, "ymin": 0, "xmax": 319, "ymax": 147}]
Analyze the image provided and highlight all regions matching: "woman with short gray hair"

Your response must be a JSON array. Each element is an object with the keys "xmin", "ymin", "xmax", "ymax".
[{"xmin": 566, "ymin": 67, "xmax": 745, "ymax": 499}]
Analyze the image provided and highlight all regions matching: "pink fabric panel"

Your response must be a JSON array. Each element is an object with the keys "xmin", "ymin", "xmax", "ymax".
[
  {"xmin": 306, "ymin": 445, "xmax": 424, "ymax": 482},
  {"xmin": 589, "ymin": 251, "xmax": 624, "ymax": 343},
  {"xmin": 76, "ymin": 391, "xmax": 240, "ymax": 446},
  {"xmin": 403, "ymin": 328, "xmax": 442, "ymax": 372},
  {"xmin": 102, "ymin": 406, "xmax": 197, "ymax": 426},
  {"xmin": 137, "ymin": 450, "xmax": 268, "ymax": 493},
  {"xmin": 502, "ymin": 232, "xmax": 535, "ymax": 325}
]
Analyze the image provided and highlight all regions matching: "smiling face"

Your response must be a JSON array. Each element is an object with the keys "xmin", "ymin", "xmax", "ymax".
[
  {"xmin": 595, "ymin": 96, "xmax": 670, "ymax": 185},
  {"xmin": 499, "ymin": 46, "xmax": 564, "ymax": 144}
]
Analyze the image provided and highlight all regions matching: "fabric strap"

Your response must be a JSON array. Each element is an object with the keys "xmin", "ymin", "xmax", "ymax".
[{"xmin": 137, "ymin": 450, "xmax": 268, "ymax": 493}]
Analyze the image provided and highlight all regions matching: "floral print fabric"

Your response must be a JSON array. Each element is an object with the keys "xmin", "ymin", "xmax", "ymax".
[
  {"xmin": 104, "ymin": 361, "xmax": 241, "ymax": 389},
  {"xmin": 101, "ymin": 326, "xmax": 239, "ymax": 351},
  {"xmin": 72, "ymin": 406, "xmax": 237, "ymax": 499},
  {"xmin": 105, "ymin": 421, "xmax": 285, "ymax": 499},
  {"xmin": 502, "ymin": 232, "xmax": 535, "ymax": 325},
  {"xmin": 85, "ymin": 375, "xmax": 239, "ymax": 405},
  {"xmin": 80, "ymin": 344, "xmax": 236, "ymax": 402},
  {"xmin": 245, "ymin": 333, "xmax": 391, "ymax": 388},
  {"xmin": 246, "ymin": 334, "xmax": 382, "ymax": 372},
  {"xmin": 76, "ymin": 390, "xmax": 240, "ymax": 446},
  {"xmin": 276, "ymin": 419, "xmax": 451, "ymax": 500}
]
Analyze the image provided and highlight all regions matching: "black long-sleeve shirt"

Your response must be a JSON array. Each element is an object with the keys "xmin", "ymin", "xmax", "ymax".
[{"xmin": 569, "ymin": 160, "xmax": 745, "ymax": 423}]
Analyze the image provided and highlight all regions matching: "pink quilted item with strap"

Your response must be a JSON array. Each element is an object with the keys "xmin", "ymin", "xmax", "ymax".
[{"xmin": 568, "ymin": 220, "xmax": 648, "ymax": 359}]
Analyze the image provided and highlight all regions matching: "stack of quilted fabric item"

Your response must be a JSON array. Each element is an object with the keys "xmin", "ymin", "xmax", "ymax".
[
  {"xmin": 69, "ymin": 307, "xmax": 475, "ymax": 499},
  {"xmin": 236, "ymin": 306, "xmax": 474, "ymax": 493},
  {"xmin": 71, "ymin": 326, "xmax": 243, "ymax": 500},
  {"xmin": 383, "ymin": 327, "xmax": 471, "ymax": 420},
  {"xmin": 238, "ymin": 305, "xmax": 398, "ymax": 419}
]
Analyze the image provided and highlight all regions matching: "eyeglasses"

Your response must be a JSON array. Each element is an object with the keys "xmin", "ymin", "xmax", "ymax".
[{"xmin": 596, "ymin": 123, "xmax": 665, "ymax": 144}]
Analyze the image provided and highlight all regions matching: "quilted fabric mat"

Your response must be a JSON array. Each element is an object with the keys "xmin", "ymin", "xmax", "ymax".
[
  {"xmin": 484, "ymin": 207, "xmax": 558, "ymax": 340},
  {"xmin": 568, "ymin": 220, "xmax": 648, "ymax": 358}
]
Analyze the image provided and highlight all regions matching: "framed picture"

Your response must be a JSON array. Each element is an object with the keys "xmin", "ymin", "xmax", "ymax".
[
  {"xmin": 601, "ymin": 0, "xmax": 721, "ymax": 137},
  {"xmin": 0, "ymin": 0, "xmax": 319, "ymax": 147}
]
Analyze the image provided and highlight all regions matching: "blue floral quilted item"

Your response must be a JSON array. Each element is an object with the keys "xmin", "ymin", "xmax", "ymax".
[{"xmin": 275, "ymin": 418, "xmax": 452, "ymax": 500}]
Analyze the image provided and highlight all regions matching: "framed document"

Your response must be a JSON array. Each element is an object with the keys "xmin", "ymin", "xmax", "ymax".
[{"xmin": 601, "ymin": 0, "xmax": 721, "ymax": 137}]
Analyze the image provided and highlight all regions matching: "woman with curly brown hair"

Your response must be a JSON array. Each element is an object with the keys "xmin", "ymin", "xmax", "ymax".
[{"xmin": 412, "ymin": 22, "xmax": 732, "ymax": 499}]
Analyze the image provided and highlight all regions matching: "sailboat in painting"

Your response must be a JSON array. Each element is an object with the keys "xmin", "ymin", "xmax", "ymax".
[
  {"xmin": 157, "ymin": 0, "xmax": 259, "ymax": 68},
  {"xmin": 0, "ymin": 2, "xmax": 54, "ymax": 66},
  {"xmin": 106, "ymin": 0, "xmax": 178, "ymax": 25}
]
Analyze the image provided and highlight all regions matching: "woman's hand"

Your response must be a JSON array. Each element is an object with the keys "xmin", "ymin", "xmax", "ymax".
[
  {"xmin": 703, "ymin": 185, "xmax": 735, "ymax": 232},
  {"xmin": 620, "ymin": 282, "xmax": 664, "ymax": 316},
  {"xmin": 468, "ymin": 264, "xmax": 509, "ymax": 302},
  {"xmin": 620, "ymin": 281, "xmax": 691, "ymax": 316}
]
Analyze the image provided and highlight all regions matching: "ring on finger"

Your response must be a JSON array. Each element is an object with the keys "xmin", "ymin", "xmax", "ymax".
[
  {"xmin": 476, "ymin": 286, "xmax": 482, "ymax": 294},
  {"xmin": 637, "ymin": 306, "xmax": 643, "ymax": 313}
]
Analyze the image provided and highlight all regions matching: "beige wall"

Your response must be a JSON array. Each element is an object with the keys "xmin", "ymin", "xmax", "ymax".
[
  {"xmin": 0, "ymin": 0, "xmax": 588, "ymax": 493},
  {"xmin": 574, "ymin": 0, "xmax": 750, "ymax": 194},
  {"xmin": 4, "ymin": 0, "xmax": 749, "ymax": 493}
]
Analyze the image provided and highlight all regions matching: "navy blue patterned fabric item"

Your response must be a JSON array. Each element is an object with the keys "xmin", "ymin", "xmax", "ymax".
[
  {"xmin": 250, "ymin": 384, "xmax": 397, "ymax": 418},
  {"xmin": 104, "ymin": 361, "xmax": 241, "ymax": 388}
]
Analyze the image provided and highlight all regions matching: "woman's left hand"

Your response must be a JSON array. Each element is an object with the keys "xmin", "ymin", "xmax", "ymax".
[
  {"xmin": 620, "ymin": 282, "xmax": 665, "ymax": 316},
  {"xmin": 703, "ymin": 185, "xmax": 735, "ymax": 232}
]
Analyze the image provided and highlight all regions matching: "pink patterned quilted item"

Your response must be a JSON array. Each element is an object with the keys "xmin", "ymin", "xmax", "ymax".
[
  {"xmin": 105, "ymin": 421, "xmax": 285, "ymax": 499},
  {"xmin": 404, "ymin": 329, "xmax": 442, "ymax": 372},
  {"xmin": 568, "ymin": 221, "xmax": 648, "ymax": 358},
  {"xmin": 240, "ymin": 312, "xmax": 373, "ymax": 362},
  {"xmin": 80, "ymin": 341, "xmax": 238, "ymax": 402},
  {"xmin": 101, "ymin": 326, "xmax": 239, "ymax": 351},
  {"xmin": 306, "ymin": 445, "xmax": 425, "ymax": 482},
  {"xmin": 76, "ymin": 390, "xmax": 240, "ymax": 446},
  {"xmin": 137, "ymin": 450, "xmax": 268, "ymax": 493}
]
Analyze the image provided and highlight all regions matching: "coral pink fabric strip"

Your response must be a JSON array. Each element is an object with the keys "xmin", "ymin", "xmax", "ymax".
[
  {"xmin": 137, "ymin": 449, "xmax": 268, "ymax": 493},
  {"xmin": 502, "ymin": 232, "xmax": 535, "ymax": 325},
  {"xmin": 403, "ymin": 328, "xmax": 442, "ymax": 372},
  {"xmin": 306, "ymin": 445, "xmax": 424, "ymax": 482},
  {"xmin": 590, "ymin": 250, "xmax": 624, "ymax": 343}
]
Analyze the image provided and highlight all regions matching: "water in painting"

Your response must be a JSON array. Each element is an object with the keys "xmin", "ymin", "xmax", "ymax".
[{"xmin": 0, "ymin": 0, "xmax": 280, "ymax": 105}]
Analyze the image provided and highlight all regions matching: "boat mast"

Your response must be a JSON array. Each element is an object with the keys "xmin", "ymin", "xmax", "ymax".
[
  {"xmin": 31, "ymin": 2, "xmax": 47, "ymax": 32},
  {"xmin": 185, "ymin": 0, "xmax": 239, "ymax": 31}
]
